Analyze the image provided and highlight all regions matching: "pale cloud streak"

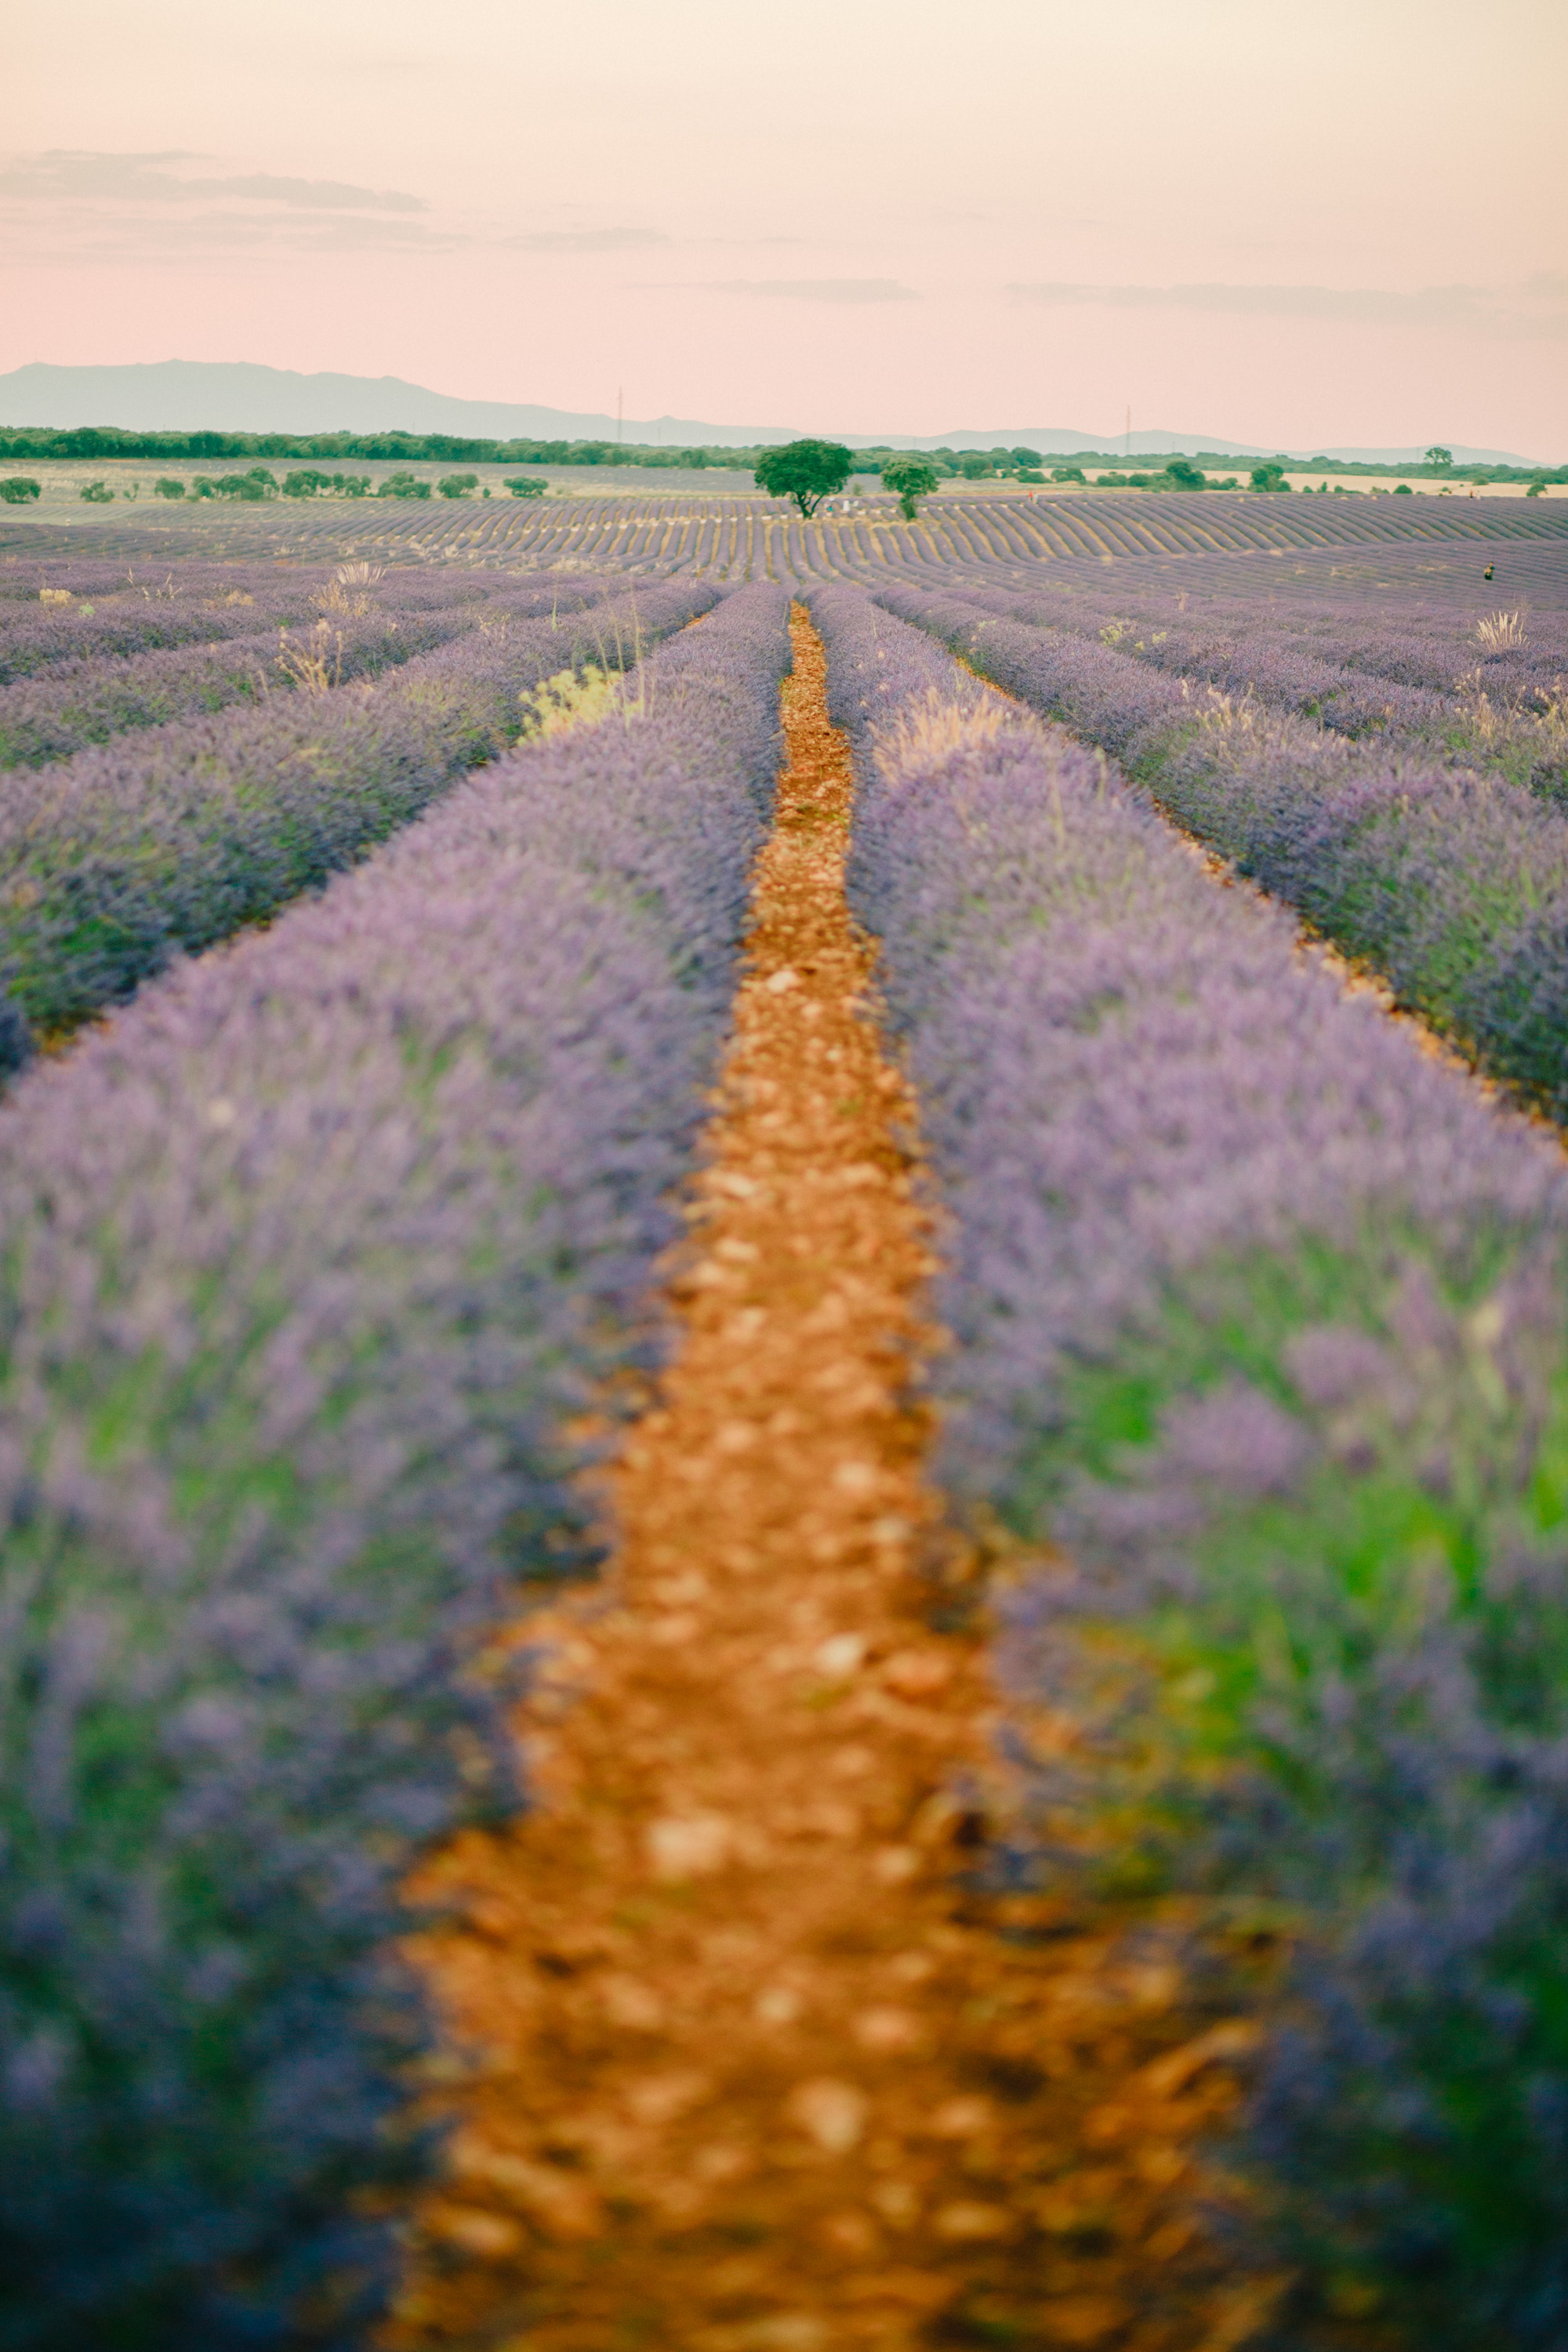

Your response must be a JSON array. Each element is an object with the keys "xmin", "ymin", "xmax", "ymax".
[
  {"xmin": 503, "ymin": 227, "xmax": 667, "ymax": 253},
  {"xmin": 676, "ymin": 278, "xmax": 919, "ymax": 304},
  {"xmin": 0, "ymin": 150, "xmax": 427, "ymax": 212},
  {"xmin": 1006, "ymin": 276, "xmax": 1568, "ymax": 338}
]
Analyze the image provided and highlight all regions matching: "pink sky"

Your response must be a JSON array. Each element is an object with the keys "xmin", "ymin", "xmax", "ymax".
[{"xmin": 7, "ymin": 0, "xmax": 1566, "ymax": 454}]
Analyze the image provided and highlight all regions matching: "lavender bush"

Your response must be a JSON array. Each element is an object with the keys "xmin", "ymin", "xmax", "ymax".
[
  {"xmin": 0, "ymin": 570, "xmax": 626, "ymax": 771},
  {"xmin": 848, "ymin": 564, "xmax": 1568, "ymax": 806},
  {"xmin": 0, "ymin": 609, "xmax": 474, "ymax": 769},
  {"xmin": 868, "ymin": 581, "xmax": 1568, "ymax": 1123},
  {"xmin": 0, "ymin": 580, "xmax": 792, "ymax": 2350},
  {"xmin": 0, "ymin": 590, "xmax": 328, "ymax": 681},
  {"xmin": 808, "ymin": 582, "xmax": 1568, "ymax": 2346},
  {"xmin": 0, "ymin": 577, "xmax": 717, "ymax": 1058}
]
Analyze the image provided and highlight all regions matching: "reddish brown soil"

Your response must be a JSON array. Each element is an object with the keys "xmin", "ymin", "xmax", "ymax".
[{"xmin": 387, "ymin": 612, "xmax": 1277, "ymax": 2352}]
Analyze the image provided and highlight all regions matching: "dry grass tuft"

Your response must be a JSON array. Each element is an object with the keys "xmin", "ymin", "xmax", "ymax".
[{"xmin": 1475, "ymin": 608, "xmax": 1529, "ymax": 651}]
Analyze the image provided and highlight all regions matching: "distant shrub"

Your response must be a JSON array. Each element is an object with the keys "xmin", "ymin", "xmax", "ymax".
[
  {"xmin": 503, "ymin": 476, "xmax": 546, "ymax": 499},
  {"xmin": 960, "ymin": 455, "xmax": 993, "ymax": 480},
  {"xmin": 281, "ymin": 469, "xmax": 332, "ymax": 499},
  {"xmin": 1016, "ymin": 470, "xmax": 1045, "ymax": 484},
  {"xmin": 1163, "ymin": 457, "xmax": 1207, "ymax": 490},
  {"xmin": 880, "ymin": 457, "xmax": 940, "ymax": 520},
  {"xmin": 78, "ymin": 481, "xmax": 114, "ymax": 503},
  {"xmin": 1528, "ymin": 479, "xmax": 1547, "ymax": 497},
  {"xmin": 1051, "ymin": 466, "xmax": 1085, "ymax": 484},
  {"xmin": 376, "ymin": 472, "xmax": 433, "ymax": 500},
  {"xmin": 191, "ymin": 474, "xmax": 274, "ymax": 502},
  {"xmin": 0, "ymin": 479, "xmax": 40, "ymax": 504},
  {"xmin": 1250, "ymin": 463, "xmax": 1290, "ymax": 492},
  {"xmin": 153, "ymin": 477, "xmax": 186, "ymax": 499},
  {"xmin": 677, "ymin": 447, "xmax": 710, "ymax": 469},
  {"xmin": 437, "ymin": 472, "xmax": 479, "ymax": 499},
  {"xmin": 1394, "ymin": 481, "xmax": 1414, "ymax": 494},
  {"xmin": 1011, "ymin": 446, "xmax": 1043, "ymax": 468}
]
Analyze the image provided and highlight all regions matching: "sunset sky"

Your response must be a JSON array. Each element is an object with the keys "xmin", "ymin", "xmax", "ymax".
[{"xmin": 6, "ymin": 0, "xmax": 1566, "ymax": 452}]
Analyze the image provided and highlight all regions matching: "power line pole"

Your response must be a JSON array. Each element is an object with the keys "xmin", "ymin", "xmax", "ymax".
[
  {"xmin": 1125, "ymin": 404, "xmax": 1131, "ymax": 460},
  {"xmin": 617, "ymin": 387, "xmax": 623, "ymax": 447}
]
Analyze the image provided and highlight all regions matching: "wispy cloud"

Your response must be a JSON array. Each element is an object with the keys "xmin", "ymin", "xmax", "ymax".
[
  {"xmin": 503, "ymin": 227, "xmax": 667, "ymax": 252},
  {"xmin": 690, "ymin": 278, "xmax": 919, "ymax": 303},
  {"xmin": 0, "ymin": 150, "xmax": 427, "ymax": 213},
  {"xmin": 1005, "ymin": 276, "xmax": 1568, "ymax": 338}
]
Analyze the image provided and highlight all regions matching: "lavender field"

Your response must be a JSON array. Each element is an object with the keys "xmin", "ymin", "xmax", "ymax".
[{"xmin": 3, "ymin": 490, "xmax": 1568, "ymax": 2348}]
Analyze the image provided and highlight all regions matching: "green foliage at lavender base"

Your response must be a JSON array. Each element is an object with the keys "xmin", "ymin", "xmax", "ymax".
[{"xmin": 993, "ymin": 1221, "xmax": 1568, "ymax": 2344}]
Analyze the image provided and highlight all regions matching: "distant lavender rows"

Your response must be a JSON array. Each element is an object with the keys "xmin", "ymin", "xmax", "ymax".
[
  {"xmin": 840, "ymin": 564, "xmax": 1568, "ymax": 815},
  {"xmin": 0, "ymin": 560, "xmax": 612, "ymax": 677},
  {"xmin": 0, "ymin": 575, "xmax": 711, "ymax": 1058},
  {"xmin": 808, "ymin": 581, "xmax": 1568, "ymax": 2349},
  {"xmin": 0, "ymin": 579, "xmax": 793, "ymax": 2350},
  {"xmin": 0, "ymin": 608, "xmax": 471, "ymax": 769},
  {"xmin": 872, "ymin": 563, "xmax": 1567, "ymax": 709},
  {"xmin": 869, "ymin": 580, "xmax": 1568, "ymax": 1124},
  {"xmin": 0, "ymin": 572, "xmax": 622, "ymax": 769}
]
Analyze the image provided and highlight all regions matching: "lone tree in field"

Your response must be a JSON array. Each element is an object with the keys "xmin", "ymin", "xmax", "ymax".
[
  {"xmin": 1425, "ymin": 445, "xmax": 1454, "ymax": 470},
  {"xmin": 753, "ymin": 440, "xmax": 853, "ymax": 517},
  {"xmin": 880, "ymin": 458, "xmax": 939, "ymax": 520}
]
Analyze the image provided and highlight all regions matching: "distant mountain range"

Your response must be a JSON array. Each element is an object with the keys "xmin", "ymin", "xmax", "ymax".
[{"xmin": 0, "ymin": 362, "xmax": 1542, "ymax": 469}]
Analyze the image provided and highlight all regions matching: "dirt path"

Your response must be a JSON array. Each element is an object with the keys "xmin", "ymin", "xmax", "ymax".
[{"xmin": 388, "ymin": 611, "xmax": 1269, "ymax": 2352}]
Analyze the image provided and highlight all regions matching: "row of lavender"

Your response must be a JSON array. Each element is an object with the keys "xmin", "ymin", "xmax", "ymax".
[
  {"xmin": 1, "ymin": 582, "xmax": 793, "ymax": 2350},
  {"xmin": 852, "ymin": 566, "xmax": 1568, "ymax": 800},
  {"xmin": 0, "ymin": 569, "xmax": 616, "ymax": 770},
  {"xmin": 0, "ymin": 575, "xmax": 704, "ymax": 1063},
  {"xmin": 809, "ymin": 583, "xmax": 1568, "ymax": 2348},
  {"xmin": 866, "ymin": 580, "xmax": 1568, "ymax": 1127},
  {"xmin": 855, "ymin": 556, "xmax": 1568, "ymax": 700}
]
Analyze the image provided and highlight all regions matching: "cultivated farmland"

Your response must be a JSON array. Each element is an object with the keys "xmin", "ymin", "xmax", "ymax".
[{"xmin": 4, "ymin": 485, "xmax": 1568, "ymax": 2352}]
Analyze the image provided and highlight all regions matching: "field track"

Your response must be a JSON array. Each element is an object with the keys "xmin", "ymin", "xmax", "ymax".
[
  {"xmin": 391, "ymin": 610, "xmax": 1264, "ymax": 2352},
  {"xmin": 7, "ymin": 488, "xmax": 1568, "ymax": 587}
]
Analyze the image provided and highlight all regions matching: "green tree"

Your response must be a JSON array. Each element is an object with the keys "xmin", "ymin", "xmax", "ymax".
[
  {"xmin": 677, "ymin": 447, "xmax": 710, "ymax": 469},
  {"xmin": 880, "ymin": 458, "xmax": 939, "ymax": 520},
  {"xmin": 78, "ymin": 481, "xmax": 114, "ymax": 503},
  {"xmin": 1051, "ymin": 466, "xmax": 1086, "ymax": 484},
  {"xmin": 503, "ymin": 475, "xmax": 546, "ymax": 499},
  {"xmin": 753, "ymin": 440, "xmax": 853, "ymax": 517},
  {"xmin": 0, "ymin": 479, "xmax": 41, "ymax": 503},
  {"xmin": 1425, "ymin": 445, "xmax": 1454, "ymax": 469},
  {"xmin": 960, "ymin": 454, "xmax": 992, "ymax": 480},
  {"xmin": 1527, "ymin": 477, "xmax": 1548, "ymax": 497},
  {"xmin": 281, "ymin": 470, "xmax": 332, "ymax": 499},
  {"xmin": 1011, "ymin": 447, "xmax": 1043, "ymax": 469},
  {"xmin": 153, "ymin": 477, "xmax": 186, "ymax": 498},
  {"xmin": 437, "ymin": 472, "xmax": 479, "ymax": 499},
  {"xmin": 1162, "ymin": 458, "xmax": 1207, "ymax": 490},
  {"xmin": 1250, "ymin": 463, "xmax": 1290, "ymax": 492},
  {"xmin": 376, "ymin": 472, "xmax": 433, "ymax": 500}
]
